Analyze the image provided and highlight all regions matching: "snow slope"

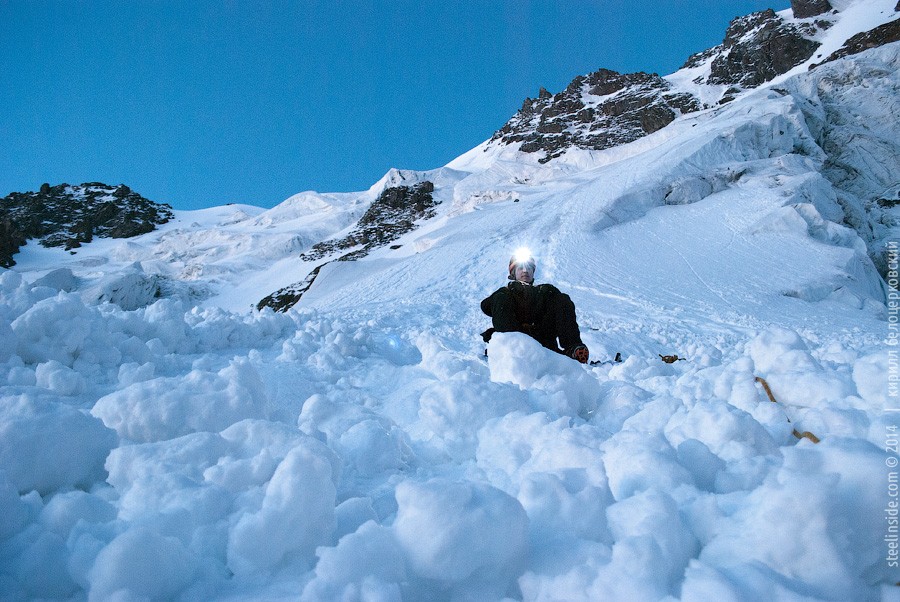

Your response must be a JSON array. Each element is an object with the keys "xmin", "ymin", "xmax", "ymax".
[{"xmin": 2, "ymin": 10, "xmax": 899, "ymax": 602}]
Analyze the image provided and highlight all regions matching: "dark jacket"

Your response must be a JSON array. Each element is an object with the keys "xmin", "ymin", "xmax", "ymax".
[{"xmin": 481, "ymin": 281, "xmax": 583, "ymax": 354}]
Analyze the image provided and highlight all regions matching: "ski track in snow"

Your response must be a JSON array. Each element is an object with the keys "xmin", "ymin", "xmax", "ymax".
[{"xmin": 2, "ymin": 17, "xmax": 900, "ymax": 602}]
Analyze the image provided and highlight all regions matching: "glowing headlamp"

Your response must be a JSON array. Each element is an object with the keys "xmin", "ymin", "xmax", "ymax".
[{"xmin": 513, "ymin": 247, "xmax": 533, "ymax": 265}]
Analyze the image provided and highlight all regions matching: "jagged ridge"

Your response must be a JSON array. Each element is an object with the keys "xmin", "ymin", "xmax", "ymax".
[
  {"xmin": 697, "ymin": 9, "xmax": 824, "ymax": 89},
  {"xmin": 495, "ymin": 7, "xmax": 834, "ymax": 160},
  {"xmin": 490, "ymin": 70, "xmax": 701, "ymax": 162}
]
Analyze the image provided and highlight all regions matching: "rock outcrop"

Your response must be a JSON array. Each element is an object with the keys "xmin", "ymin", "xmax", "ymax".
[
  {"xmin": 490, "ymin": 69, "xmax": 701, "ymax": 162},
  {"xmin": 694, "ymin": 10, "xmax": 823, "ymax": 88},
  {"xmin": 791, "ymin": 0, "xmax": 833, "ymax": 19},
  {"xmin": 813, "ymin": 18, "xmax": 900, "ymax": 67},
  {"xmin": 299, "ymin": 181, "xmax": 437, "ymax": 262},
  {"xmin": 494, "ymin": 8, "xmax": 831, "ymax": 161},
  {"xmin": 0, "ymin": 183, "xmax": 173, "ymax": 267},
  {"xmin": 258, "ymin": 181, "xmax": 437, "ymax": 311}
]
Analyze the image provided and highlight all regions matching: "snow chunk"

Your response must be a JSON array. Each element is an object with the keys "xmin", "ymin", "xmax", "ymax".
[
  {"xmin": 11, "ymin": 293, "xmax": 120, "ymax": 368},
  {"xmin": 694, "ymin": 437, "xmax": 890, "ymax": 599},
  {"xmin": 40, "ymin": 490, "xmax": 116, "ymax": 537},
  {"xmin": 487, "ymin": 332, "xmax": 599, "ymax": 417},
  {"xmin": 393, "ymin": 478, "xmax": 528, "ymax": 599},
  {"xmin": 35, "ymin": 360, "xmax": 85, "ymax": 396},
  {"xmin": 32, "ymin": 268, "xmax": 77, "ymax": 292},
  {"xmin": 92, "ymin": 356, "xmax": 268, "ymax": 442},
  {"xmin": 416, "ymin": 377, "xmax": 522, "ymax": 461},
  {"xmin": 520, "ymin": 489, "xmax": 699, "ymax": 601},
  {"xmin": 0, "ymin": 394, "xmax": 116, "ymax": 495},
  {"xmin": 605, "ymin": 489, "xmax": 700, "ymax": 596},
  {"xmin": 301, "ymin": 521, "xmax": 405, "ymax": 601},
  {"xmin": 853, "ymin": 351, "xmax": 888, "ymax": 407},
  {"xmin": 665, "ymin": 400, "xmax": 781, "ymax": 463},
  {"xmin": 476, "ymin": 411, "xmax": 614, "ymax": 546},
  {"xmin": 748, "ymin": 327, "xmax": 854, "ymax": 407},
  {"xmin": 0, "ymin": 471, "xmax": 31, "ymax": 539},
  {"xmin": 87, "ymin": 527, "xmax": 198, "ymax": 601},
  {"xmin": 227, "ymin": 437, "xmax": 338, "ymax": 576},
  {"xmin": 601, "ymin": 429, "xmax": 695, "ymax": 500},
  {"xmin": 82, "ymin": 264, "xmax": 161, "ymax": 310}
]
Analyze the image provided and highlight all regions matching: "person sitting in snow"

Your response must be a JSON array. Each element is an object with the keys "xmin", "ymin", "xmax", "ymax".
[{"xmin": 481, "ymin": 248, "xmax": 589, "ymax": 363}]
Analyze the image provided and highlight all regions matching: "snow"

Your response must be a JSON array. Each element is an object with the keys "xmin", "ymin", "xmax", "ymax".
[
  {"xmin": 775, "ymin": 0, "xmax": 900, "ymax": 82},
  {"xmin": 665, "ymin": 0, "xmax": 900, "ymax": 106},
  {"xmin": 2, "ymin": 7, "xmax": 900, "ymax": 601}
]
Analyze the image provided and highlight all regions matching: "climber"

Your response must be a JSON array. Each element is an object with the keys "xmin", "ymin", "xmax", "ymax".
[{"xmin": 481, "ymin": 247, "xmax": 589, "ymax": 363}]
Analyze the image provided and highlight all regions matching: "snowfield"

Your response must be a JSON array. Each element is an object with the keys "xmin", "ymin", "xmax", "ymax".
[{"xmin": 3, "ymin": 19, "xmax": 900, "ymax": 602}]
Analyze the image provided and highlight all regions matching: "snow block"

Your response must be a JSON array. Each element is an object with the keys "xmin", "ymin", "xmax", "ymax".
[
  {"xmin": 853, "ymin": 352, "xmax": 888, "ymax": 408},
  {"xmin": 227, "ymin": 438, "xmax": 338, "ymax": 576},
  {"xmin": 0, "ymin": 471, "xmax": 31, "ymax": 539},
  {"xmin": 87, "ymin": 527, "xmax": 198, "ymax": 601},
  {"xmin": 92, "ymin": 357, "xmax": 268, "ymax": 442},
  {"xmin": 748, "ymin": 327, "xmax": 853, "ymax": 407},
  {"xmin": 82, "ymin": 265, "xmax": 161, "ymax": 311},
  {"xmin": 664, "ymin": 399, "xmax": 780, "ymax": 463},
  {"xmin": 695, "ymin": 437, "xmax": 890, "ymax": 600},
  {"xmin": 32, "ymin": 268, "xmax": 77, "ymax": 292},
  {"xmin": 35, "ymin": 360, "xmax": 86, "ymax": 396},
  {"xmin": 416, "ymin": 378, "xmax": 522, "ymax": 461},
  {"xmin": 488, "ymin": 331, "xmax": 598, "ymax": 418},
  {"xmin": 601, "ymin": 429, "xmax": 694, "ymax": 500},
  {"xmin": 301, "ymin": 521, "xmax": 405, "ymax": 601},
  {"xmin": 0, "ymin": 395, "xmax": 116, "ymax": 495},
  {"xmin": 605, "ymin": 489, "xmax": 700, "ymax": 595},
  {"xmin": 11, "ymin": 293, "xmax": 118, "ymax": 367},
  {"xmin": 0, "ymin": 318, "xmax": 13, "ymax": 363},
  {"xmin": 393, "ymin": 478, "xmax": 528, "ymax": 599}
]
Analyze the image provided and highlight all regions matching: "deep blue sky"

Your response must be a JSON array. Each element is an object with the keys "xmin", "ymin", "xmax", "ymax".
[{"xmin": 1, "ymin": 1, "xmax": 789, "ymax": 210}]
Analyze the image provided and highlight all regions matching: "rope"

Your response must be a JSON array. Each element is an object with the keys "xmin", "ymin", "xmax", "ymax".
[{"xmin": 755, "ymin": 377, "xmax": 820, "ymax": 444}]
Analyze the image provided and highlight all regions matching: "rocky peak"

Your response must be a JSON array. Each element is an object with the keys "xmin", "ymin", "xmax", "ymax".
[
  {"xmin": 491, "ymin": 6, "xmax": 835, "ymax": 162},
  {"xmin": 490, "ymin": 68, "xmax": 701, "ymax": 163},
  {"xmin": 699, "ymin": 9, "xmax": 824, "ymax": 88},
  {"xmin": 0, "ymin": 182, "xmax": 173, "ymax": 268},
  {"xmin": 791, "ymin": 0, "xmax": 833, "ymax": 19}
]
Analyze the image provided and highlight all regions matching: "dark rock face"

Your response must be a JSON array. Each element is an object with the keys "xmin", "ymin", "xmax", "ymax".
[
  {"xmin": 702, "ymin": 10, "xmax": 822, "ymax": 88},
  {"xmin": 813, "ymin": 19, "xmax": 900, "ymax": 67},
  {"xmin": 791, "ymin": 0, "xmax": 833, "ymax": 19},
  {"xmin": 258, "ymin": 181, "xmax": 437, "ymax": 311},
  {"xmin": 0, "ymin": 218, "xmax": 27, "ymax": 269},
  {"xmin": 491, "ymin": 69, "xmax": 701, "ymax": 162},
  {"xmin": 300, "ymin": 181, "xmax": 437, "ymax": 262},
  {"xmin": 0, "ymin": 183, "xmax": 173, "ymax": 268},
  {"xmin": 256, "ymin": 263, "xmax": 326, "ymax": 313}
]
